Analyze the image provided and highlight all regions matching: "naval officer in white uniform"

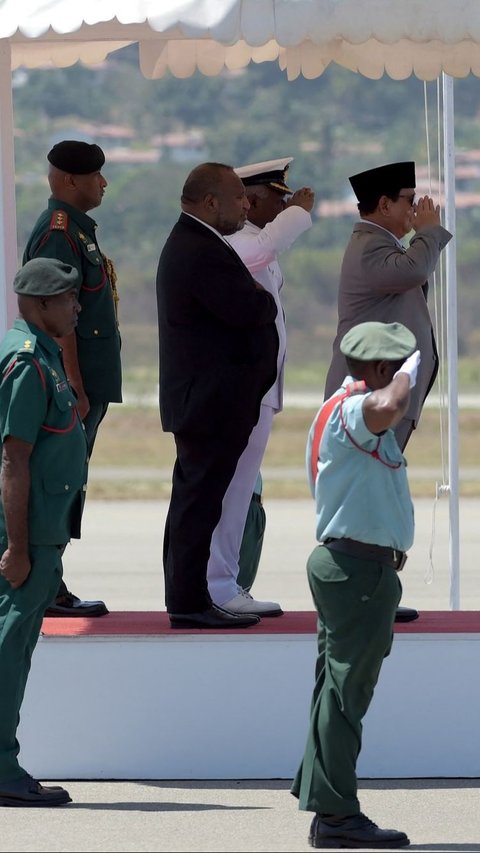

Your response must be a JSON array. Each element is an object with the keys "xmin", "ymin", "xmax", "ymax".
[{"xmin": 206, "ymin": 157, "xmax": 315, "ymax": 615}]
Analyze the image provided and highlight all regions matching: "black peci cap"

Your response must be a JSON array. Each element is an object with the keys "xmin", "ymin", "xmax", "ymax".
[{"xmin": 349, "ymin": 161, "xmax": 416, "ymax": 202}]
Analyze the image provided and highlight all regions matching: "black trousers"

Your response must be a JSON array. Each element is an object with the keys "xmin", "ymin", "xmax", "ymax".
[{"xmin": 164, "ymin": 427, "xmax": 252, "ymax": 613}]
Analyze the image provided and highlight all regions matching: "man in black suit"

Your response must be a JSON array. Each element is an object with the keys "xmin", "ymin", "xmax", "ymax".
[{"xmin": 156, "ymin": 162, "xmax": 279, "ymax": 629}]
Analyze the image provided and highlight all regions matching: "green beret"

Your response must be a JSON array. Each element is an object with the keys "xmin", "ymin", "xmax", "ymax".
[
  {"xmin": 14, "ymin": 259, "xmax": 79, "ymax": 297},
  {"xmin": 47, "ymin": 140, "xmax": 105, "ymax": 175},
  {"xmin": 340, "ymin": 321, "xmax": 417, "ymax": 362}
]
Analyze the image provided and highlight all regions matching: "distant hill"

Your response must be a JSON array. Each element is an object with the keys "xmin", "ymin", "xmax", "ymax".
[{"xmin": 13, "ymin": 46, "xmax": 480, "ymax": 362}]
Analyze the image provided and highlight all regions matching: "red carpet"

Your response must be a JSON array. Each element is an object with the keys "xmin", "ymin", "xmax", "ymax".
[{"xmin": 41, "ymin": 610, "xmax": 480, "ymax": 638}]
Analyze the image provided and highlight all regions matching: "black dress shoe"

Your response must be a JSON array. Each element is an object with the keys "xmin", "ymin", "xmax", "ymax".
[
  {"xmin": 169, "ymin": 604, "xmax": 260, "ymax": 629},
  {"xmin": 0, "ymin": 774, "xmax": 71, "ymax": 807},
  {"xmin": 309, "ymin": 812, "xmax": 410, "ymax": 849},
  {"xmin": 45, "ymin": 590, "xmax": 109, "ymax": 618},
  {"xmin": 395, "ymin": 605, "xmax": 419, "ymax": 623}
]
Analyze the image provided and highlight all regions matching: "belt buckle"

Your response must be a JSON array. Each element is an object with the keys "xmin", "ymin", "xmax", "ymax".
[{"xmin": 393, "ymin": 550, "xmax": 408, "ymax": 572}]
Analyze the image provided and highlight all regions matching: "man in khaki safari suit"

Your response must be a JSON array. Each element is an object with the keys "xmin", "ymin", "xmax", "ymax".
[
  {"xmin": 324, "ymin": 161, "xmax": 451, "ymax": 452},
  {"xmin": 324, "ymin": 161, "xmax": 452, "ymax": 623}
]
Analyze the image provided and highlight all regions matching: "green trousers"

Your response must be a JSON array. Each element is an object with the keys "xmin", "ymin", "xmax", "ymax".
[
  {"xmin": 291, "ymin": 544, "xmax": 402, "ymax": 816},
  {"xmin": 57, "ymin": 400, "xmax": 107, "ymax": 599},
  {"xmin": 237, "ymin": 493, "xmax": 266, "ymax": 592},
  {"xmin": 0, "ymin": 544, "xmax": 62, "ymax": 781}
]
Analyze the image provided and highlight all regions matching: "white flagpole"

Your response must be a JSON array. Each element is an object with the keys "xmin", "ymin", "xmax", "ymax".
[{"xmin": 442, "ymin": 73, "xmax": 460, "ymax": 610}]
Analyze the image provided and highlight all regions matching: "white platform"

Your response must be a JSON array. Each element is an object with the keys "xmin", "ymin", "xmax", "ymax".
[{"xmin": 17, "ymin": 611, "xmax": 480, "ymax": 780}]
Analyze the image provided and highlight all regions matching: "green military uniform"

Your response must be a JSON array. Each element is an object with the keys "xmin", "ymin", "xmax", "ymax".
[
  {"xmin": 0, "ymin": 317, "xmax": 88, "ymax": 782},
  {"xmin": 23, "ymin": 190, "xmax": 121, "ymax": 611},
  {"xmin": 291, "ymin": 322, "xmax": 415, "ymax": 850},
  {"xmin": 237, "ymin": 472, "xmax": 266, "ymax": 591},
  {"xmin": 23, "ymin": 198, "xmax": 122, "ymax": 407}
]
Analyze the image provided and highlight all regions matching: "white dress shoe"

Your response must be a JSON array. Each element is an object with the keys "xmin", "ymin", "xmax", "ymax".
[{"xmin": 222, "ymin": 589, "xmax": 283, "ymax": 617}]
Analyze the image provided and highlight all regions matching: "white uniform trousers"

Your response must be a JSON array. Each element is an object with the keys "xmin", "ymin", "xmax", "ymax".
[{"xmin": 207, "ymin": 403, "xmax": 274, "ymax": 605}]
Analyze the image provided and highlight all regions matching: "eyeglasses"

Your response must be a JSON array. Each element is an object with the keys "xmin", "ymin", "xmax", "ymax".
[{"xmin": 397, "ymin": 193, "xmax": 416, "ymax": 207}]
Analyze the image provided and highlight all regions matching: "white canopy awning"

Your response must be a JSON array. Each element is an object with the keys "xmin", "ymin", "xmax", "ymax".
[{"xmin": 2, "ymin": 1, "xmax": 480, "ymax": 81}]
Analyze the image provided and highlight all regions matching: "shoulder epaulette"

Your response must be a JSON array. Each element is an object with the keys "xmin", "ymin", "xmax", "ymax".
[
  {"xmin": 16, "ymin": 335, "xmax": 37, "ymax": 356},
  {"xmin": 1, "ymin": 336, "xmax": 42, "ymax": 389},
  {"xmin": 49, "ymin": 210, "xmax": 69, "ymax": 231}
]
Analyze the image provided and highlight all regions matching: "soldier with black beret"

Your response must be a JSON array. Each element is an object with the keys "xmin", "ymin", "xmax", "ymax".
[
  {"xmin": 292, "ymin": 321, "xmax": 418, "ymax": 849},
  {"xmin": 23, "ymin": 140, "xmax": 122, "ymax": 617},
  {"xmin": 0, "ymin": 258, "xmax": 87, "ymax": 806}
]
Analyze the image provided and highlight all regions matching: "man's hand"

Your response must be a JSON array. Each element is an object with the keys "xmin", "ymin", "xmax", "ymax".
[
  {"xmin": 287, "ymin": 187, "xmax": 315, "ymax": 213},
  {"xmin": 0, "ymin": 547, "xmax": 31, "ymax": 589},
  {"xmin": 393, "ymin": 350, "xmax": 421, "ymax": 389},
  {"xmin": 413, "ymin": 195, "xmax": 441, "ymax": 231},
  {"xmin": 70, "ymin": 384, "xmax": 90, "ymax": 420}
]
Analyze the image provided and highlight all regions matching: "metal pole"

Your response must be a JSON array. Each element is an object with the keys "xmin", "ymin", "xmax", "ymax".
[
  {"xmin": 442, "ymin": 72, "xmax": 460, "ymax": 610},
  {"xmin": 0, "ymin": 40, "xmax": 18, "ymax": 335}
]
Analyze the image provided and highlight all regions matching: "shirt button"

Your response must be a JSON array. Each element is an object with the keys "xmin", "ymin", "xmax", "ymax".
[
  {"xmin": 64, "ymin": 484, "xmax": 70, "ymax": 491},
  {"xmin": 93, "ymin": 329, "xmax": 99, "ymax": 335},
  {"xmin": 68, "ymin": 400, "xmax": 72, "ymax": 407}
]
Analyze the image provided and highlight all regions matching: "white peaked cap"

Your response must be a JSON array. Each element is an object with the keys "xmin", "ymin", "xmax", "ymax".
[{"xmin": 234, "ymin": 157, "xmax": 294, "ymax": 193}]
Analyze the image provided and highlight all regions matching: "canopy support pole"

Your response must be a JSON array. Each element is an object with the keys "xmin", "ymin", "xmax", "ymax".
[
  {"xmin": 442, "ymin": 72, "xmax": 460, "ymax": 610},
  {"xmin": 0, "ymin": 40, "xmax": 18, "ymax": 336}
]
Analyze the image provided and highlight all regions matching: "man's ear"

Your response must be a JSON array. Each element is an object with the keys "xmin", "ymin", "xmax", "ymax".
[
  {"xmin": 377, "ymin": 194, "xmax": 391, "ymax": 215},
  {"xmin": 203, "ymin": 192, "xmax": 218, "ymax": 212},
  {"xmin": 63, "ymin": 173, "xmax": 76, "ymax": 190}
]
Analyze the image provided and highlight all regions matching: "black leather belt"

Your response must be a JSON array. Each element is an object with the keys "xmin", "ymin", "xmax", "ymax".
[
  {"xmin": 251, "ymin": 493, "xmax": 263, "ymax": 505},
  {"xmin": 323, "ymin": 537, "xmax": 407, "ymax": 571}
]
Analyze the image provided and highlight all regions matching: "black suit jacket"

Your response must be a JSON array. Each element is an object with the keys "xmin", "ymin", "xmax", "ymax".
[{"xmin": 156, "ymin": 213, "xmax": 279, "ymax": 436}]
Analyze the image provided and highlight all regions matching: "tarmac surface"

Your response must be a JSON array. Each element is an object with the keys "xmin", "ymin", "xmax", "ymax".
[
  {"xmin": 2, "ymin": 495, "xmax": 480, "ymax": 852},
  {"xmin": 61, "ymin": 495, "xmax": 480, "ymax": 613},
  {"xmin": 2, "ymin": 778, "xmax": 480, "ymax": 852}
]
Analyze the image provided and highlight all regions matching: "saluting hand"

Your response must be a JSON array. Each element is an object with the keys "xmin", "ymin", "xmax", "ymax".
[
  {"xmin": 413, "ymin": 195, "xmax": 441, "ymax": 231},
  {"xmin": 288, "ymin": 187, "xmax": 315, "ymax": 213},
  {"xmin": 394, "ymin": 350, "xmax": 421, "ymax": 389}
]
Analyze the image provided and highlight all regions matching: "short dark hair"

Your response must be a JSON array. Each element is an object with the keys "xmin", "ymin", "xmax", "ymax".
[
  {"xmin": 181, "ymin": 162, "xmax": 233, "ymax": 204},
  {"xmin": 345, "ymin": 355, "xmax": 404, "ymax": 375}
]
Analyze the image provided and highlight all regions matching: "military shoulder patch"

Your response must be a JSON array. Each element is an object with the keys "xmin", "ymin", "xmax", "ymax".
[
  {"xmin": 49, "ymin": 210, "xmax": 69, "ymax": 231},
  {"xmin": 17, "ymin": 336, "xmax": 37, "ymax": 356}
]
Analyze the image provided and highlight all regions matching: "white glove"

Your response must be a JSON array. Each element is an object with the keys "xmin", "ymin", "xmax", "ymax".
[{"xmin": 393, "ymin": 350, "xmax": 421, "ymax": 389}]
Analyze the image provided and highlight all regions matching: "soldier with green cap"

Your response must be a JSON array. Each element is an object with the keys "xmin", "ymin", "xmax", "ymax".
[
  {"xmin": 291, "ymin": 321, "xmax": 418, "ymax": 850},
  {"xmin": 23, "ymin": 140, "xmax": 122, "ymax": 617},
  {"xmin": 0, "ymin": 258, "xmax": 88, "ymax": 806}
]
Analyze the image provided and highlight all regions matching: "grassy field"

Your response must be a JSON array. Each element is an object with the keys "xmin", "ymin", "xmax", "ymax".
[
  {"xmin": 91, "ymin": 326, "xmax": 480, "ymax": 499},
  {"xmin": 88, "ymin": 402, "xmax": 480, "ymax": 500}
]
